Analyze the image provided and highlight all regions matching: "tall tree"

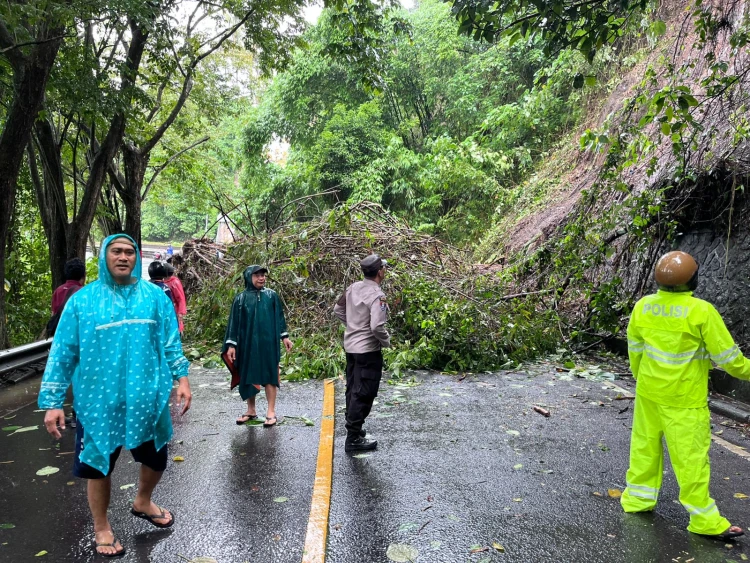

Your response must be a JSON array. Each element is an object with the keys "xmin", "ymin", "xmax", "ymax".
[
  {"xmin": 0, "ymin": 1, "xmax": 68, "ymax": 347},
  {"xmin": 29, "ymin": 11, "xmax": 152, "ymax": 288}
]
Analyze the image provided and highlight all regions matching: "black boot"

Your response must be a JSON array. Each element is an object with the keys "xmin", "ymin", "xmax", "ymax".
[
  {"xmin": 345, "ymin": 436, "xmax": 378, "ymax": 452},
  {"xmin": 360, "ymin": 428, "xmax": 367, "ymax": 438}
]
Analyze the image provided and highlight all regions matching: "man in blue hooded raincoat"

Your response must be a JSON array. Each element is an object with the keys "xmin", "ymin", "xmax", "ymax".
[{"xmin": 38, "ymin": 235, "xmax": 192, "ymax": 558}]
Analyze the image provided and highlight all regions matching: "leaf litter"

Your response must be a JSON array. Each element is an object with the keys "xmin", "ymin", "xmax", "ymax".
[{"xmin": 386, "ymin": 543, "xmax": 418, "ymax": 562}]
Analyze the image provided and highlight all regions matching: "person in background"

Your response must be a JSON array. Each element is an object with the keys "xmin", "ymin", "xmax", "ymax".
[
  {"xmin": 51, "ymin": 258, "xmax": 85, "ymax": 316},
  {"xmin": 622, "ymin": 250, "xmax": 747, "ymax": 540},
  {"xmin": 39, "ymin": 234, "xmax": 191, "ymax": 557},
  {"xmin": 166, "ymin": 244, "xmax": 174, "ymax": 258},
  {"xmin": 333, "ymin": 254, "xmax": 390, "ymax": 453},
  {"xmin": 223, "ymin": 265, "xmax": 292, "ymax": 427},
  {"xmin": 164, "ymin": 262, "xmax": 187, "ymax": 334},
  {"xmin": 49, "ymin": 257, "xmax": 87, "ymax": 427},
  {"xmin": 148, "ymin": 261, "xmax": 174, "ymax": 304}
]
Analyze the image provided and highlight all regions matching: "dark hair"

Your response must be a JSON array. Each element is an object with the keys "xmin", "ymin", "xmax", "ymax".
[
  {"xmin": 363, "ymin": 270, "xmax": 379, "ymax": 279},
  {"xmin": 64, "ymin": 258, "xmax": 86, "ymax": 281},
  {"xmin": 148, "ymin": 261, "xmax": 168, "ymax": 279}
]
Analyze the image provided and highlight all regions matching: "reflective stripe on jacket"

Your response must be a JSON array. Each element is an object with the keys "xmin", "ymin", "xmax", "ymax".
[{"xmin": 627, "ymin": 290, "xmax": 750, "ymax": 407}]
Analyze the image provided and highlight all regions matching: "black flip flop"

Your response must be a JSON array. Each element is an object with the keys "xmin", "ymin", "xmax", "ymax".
[
  {"xmin": 93, "ymin": 536, "xmax": 126, "ymax": 558},
  {"xmin": 130, "ymin": 506, "xmax": 175, "ymax": 529},
  {"xmin": 699, "ymin": 527, "xmax": 744, "ymax": 541},
  {"xmin": 263, "ymin": 416, "xmax": 278, "ymax": 427},
  {"xmin": 236, "ymin": 413, "xmax": 258, "ymax": 425}
]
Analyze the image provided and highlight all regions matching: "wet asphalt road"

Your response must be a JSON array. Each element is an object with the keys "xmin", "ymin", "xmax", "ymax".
[{"xmin": 1, "ymin": 360, "xmax": 750, "ymax": 562}]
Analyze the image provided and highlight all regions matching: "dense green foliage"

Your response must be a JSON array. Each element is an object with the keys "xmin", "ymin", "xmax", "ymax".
[
  {"xmin": 235, "ymin": 0, "xmax": 589, "ymax": 244},
  {"xmin": 5, "ymin": 0, "xmax": 747, "ymax": 380}
]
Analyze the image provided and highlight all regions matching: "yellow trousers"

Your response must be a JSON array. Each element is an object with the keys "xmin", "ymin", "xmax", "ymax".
[{"xmin": 621, "ymin": 395, "xmax": 730, "ymax": 535}]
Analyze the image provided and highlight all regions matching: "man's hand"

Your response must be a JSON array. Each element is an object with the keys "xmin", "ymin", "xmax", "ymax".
[
  {"xmin": 44, "ymin": 409, "xmax": 66, "ymax": 440},
  {"xmin": 176, "ymin": 378, "xmax": 192, "ymax": 415},
  {"xmin": 226, "ymin": 346, "xmax": 236, "ymax": 363},
  {"xmin": 283, "ymin": 338, "xmax": 293, "ymax": 353}
]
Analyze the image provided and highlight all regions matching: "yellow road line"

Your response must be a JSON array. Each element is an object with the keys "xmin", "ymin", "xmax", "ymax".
[
  {"xmin": 711, "ymin": 433, "xmax": 750, "ymax": 460},
  {"xmin": 302, "ymin": 379, "xmax": 336, "ymax": 563}
]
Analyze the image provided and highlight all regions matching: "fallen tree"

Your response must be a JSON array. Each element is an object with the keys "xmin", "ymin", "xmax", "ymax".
[{"xmin": 178, "ymin": 202, "xmax": 562, "ymax": 378}]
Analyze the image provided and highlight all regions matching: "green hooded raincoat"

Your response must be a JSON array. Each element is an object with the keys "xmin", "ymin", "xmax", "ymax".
[{"xmin": 222, "ymin": 265, "xmax": 289, "ymax": 400}]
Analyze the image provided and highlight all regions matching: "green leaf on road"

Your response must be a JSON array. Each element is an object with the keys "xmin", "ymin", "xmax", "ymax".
[
  {"xmin": 120, "ymin": 483, "xmax": 135, "ymax": 490},
  {"xmin": 386, "ymin": 543, "xmax": 418, "ymax": 562},
  {"xmin": 506, "ymin": 430, "xmax": 520, "ymax": 437},
  {"xmin": 10, "ymin": 426, "xmax": 38, "ymax": 435},
  {"xmin": 273, "ymin": 497, "xmax": 289, "ymax": 503},
  {"xmin": 513, "ymin": 464, "xmax": 523, "ymax": 470},
  {"xmin": 284, "ymin": 415, "xmax": 315, "ymax": 426},
  {"xmin": 2, "ymin": 426, "xmax": 21, "ymax": 432},
  {"xmin": 353, "ymin": 453, "xmax": 371, "ymax": 459},
  {"xmin": 398, "ymin": 522, "xmax": 418, "ymax": 532},
  {"xmin": 36, "ymin": 466, "xmax": 59, "ymax": 477},
  {"xmin": 35, "ymin": 551, "xmax": 48, "ymax": 556},
  {"xmin": 0, "ymin": 524, "xmax": 15, "ymax": 529}
]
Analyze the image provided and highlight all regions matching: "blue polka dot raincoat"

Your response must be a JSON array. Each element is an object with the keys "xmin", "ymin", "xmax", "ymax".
[{"xmin": 38, "ymin": 234, "xmax": 190, "ymax": 475}]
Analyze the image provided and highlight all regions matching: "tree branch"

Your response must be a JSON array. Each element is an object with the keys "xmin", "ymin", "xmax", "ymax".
[
  {"xmin": 0, "ymin": 34, "xmax": 71, "ymax": 54},
  {"xmin": 140, "ymin": 135, "xmax": 209, "ymax": 200},
  {"xmin": 193, "ymin": 7, "xmax": 256, "ymax": 67},
  {"xmin": 141, "ymin": 72, "xmax": 194, "ymax": 154}
]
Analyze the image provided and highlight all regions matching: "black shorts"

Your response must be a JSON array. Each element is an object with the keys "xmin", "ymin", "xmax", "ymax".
[{"xmin": 73, "ymin": 423, "xmax": 168, "ymax": 479}]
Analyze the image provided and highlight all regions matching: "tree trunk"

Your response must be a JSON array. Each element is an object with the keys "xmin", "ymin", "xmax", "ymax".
[
  {"xmin": 0, "ymin": 29, "xmax": 64, "ymax": 347},
  {"xmin": 32, "ymin": 118, "xmax": 70, "ymax": 289},
  {"xmin": 121, "ymin": 143, "xmax": 149, "ymax": 248}
]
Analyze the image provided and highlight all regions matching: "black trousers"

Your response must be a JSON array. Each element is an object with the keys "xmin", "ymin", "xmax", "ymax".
[{"xmin": 345, "ymin": 350, "xmax": 383, "ymax": 442}]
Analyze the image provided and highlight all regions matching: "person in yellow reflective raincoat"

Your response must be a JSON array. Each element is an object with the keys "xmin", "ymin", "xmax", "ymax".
[{"xmin": 622, "ymin": 251, "xmax": 748, "ymax": 540}]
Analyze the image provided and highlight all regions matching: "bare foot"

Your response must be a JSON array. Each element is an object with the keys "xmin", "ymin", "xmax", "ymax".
[{"xmin": 94, "ymin": 529, "xmax": 124, "ymax": 556}]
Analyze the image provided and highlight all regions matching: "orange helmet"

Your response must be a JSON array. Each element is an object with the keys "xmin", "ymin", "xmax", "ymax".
[{"xmin": 654, "ymin": 251, "xmax": 699, "ymax": 291}]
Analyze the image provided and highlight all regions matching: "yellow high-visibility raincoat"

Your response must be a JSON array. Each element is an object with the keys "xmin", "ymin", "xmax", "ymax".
[{"xmin": 622, "ymin": 289, "xmax": 750, "ymax": 534}]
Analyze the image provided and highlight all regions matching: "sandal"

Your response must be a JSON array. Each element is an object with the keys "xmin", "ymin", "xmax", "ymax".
[
  {"xmin": 236, "ymin": 413, "xmax": 258, "ymax": 425},
  {"xmin": 263, "ymin": 416, "xmax": 278, "ymax": 427},
  {"xmin": 130, "ymin": 506, "xmax": 175, "ymax": 529},
  {"xmin": 699, "ymin": 525, "xmax": 744, "ymax": 541},
  {"xmin": 93, "ymin": 533, "xmax": 126, "ymax": 558}
]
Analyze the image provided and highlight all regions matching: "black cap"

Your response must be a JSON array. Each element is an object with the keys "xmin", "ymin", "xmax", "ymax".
[{"xmin": 360, "ymin": 254, "xmax": 387, "ymax": 275}]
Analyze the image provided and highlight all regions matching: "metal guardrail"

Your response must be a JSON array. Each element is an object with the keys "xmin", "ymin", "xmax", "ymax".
[{"xmin": 0, "ymin": 339, "xmax": 52, "ymax": 383}]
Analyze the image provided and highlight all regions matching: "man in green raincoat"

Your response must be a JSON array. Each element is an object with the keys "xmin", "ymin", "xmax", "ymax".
[
  {"xmin": 223, "ymin": 265, "xmax": 293, "ymax": 427},
  {"xmin": 39, "ymin": 234, "xmax": 192, "ymax": 557}
]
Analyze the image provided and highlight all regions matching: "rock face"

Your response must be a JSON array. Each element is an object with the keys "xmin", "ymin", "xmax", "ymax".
[{"xmin": 678, "ymin": 230, "xmax": 750, "ymax": 348}]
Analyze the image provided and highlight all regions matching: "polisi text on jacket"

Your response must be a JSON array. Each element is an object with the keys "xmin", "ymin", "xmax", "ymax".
[{"xmin": 642, "ymin": 303, "xmax": 689, "ymax": 318}]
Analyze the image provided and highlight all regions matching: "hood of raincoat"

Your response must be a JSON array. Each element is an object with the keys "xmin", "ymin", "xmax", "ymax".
[
  {"xmin": 243, "ymin": 265, "xmax": 268, "ymax": 291},
  {"xmin": 99, "ymin": 233, "xmax": 141, "ymax": 288}
]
